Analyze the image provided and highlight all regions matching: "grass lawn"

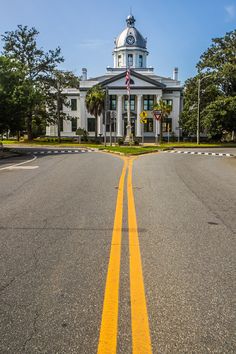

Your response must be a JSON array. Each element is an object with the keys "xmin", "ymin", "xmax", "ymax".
[{"xmin": 99, "ymin": 145, "xmax": 160, "ymax": 155}]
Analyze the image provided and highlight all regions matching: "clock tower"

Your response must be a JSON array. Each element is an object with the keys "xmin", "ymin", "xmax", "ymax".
[{"xmin": 113, "ymin": 14, "xmax": 149, "ymax": 69}]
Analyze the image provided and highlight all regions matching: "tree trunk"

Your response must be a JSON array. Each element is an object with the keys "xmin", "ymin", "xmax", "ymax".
[
  {"xmin": 27, "ymin": 114, "xmax": 33, "ymax": 141},
  {"xmin": 57, "ymin": 119, "xmax": 61, "ymax": 143}
]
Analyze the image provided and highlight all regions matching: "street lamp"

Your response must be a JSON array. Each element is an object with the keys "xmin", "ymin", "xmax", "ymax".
[{"xmin": 197, "ymin": 74, "xmax": 211, "ymax": 144}]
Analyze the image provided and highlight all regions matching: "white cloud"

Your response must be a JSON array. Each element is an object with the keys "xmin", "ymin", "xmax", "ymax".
[{"xmin": 225, "ymin": 4, "xmax": 236, "ymax": 21}]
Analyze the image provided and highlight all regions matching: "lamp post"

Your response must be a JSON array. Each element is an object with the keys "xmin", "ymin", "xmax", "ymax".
[{"xmin": 197, "ymin": 74, "xmax": 211, "ymax": 144}]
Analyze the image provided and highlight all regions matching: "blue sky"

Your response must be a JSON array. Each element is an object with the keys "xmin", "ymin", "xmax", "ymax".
[{"xmin": 0, "ymin": 0, "xmax": 235, "ymax": 83}]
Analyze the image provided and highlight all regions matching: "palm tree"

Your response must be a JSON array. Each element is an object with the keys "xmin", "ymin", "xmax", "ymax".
[
  {"xmin": 153, "ymin": 99, "xmax": 172, "ymax": 144},
  {"xmin": 85, "ymin": 85, "xmax": 105, "ymax": 139}
]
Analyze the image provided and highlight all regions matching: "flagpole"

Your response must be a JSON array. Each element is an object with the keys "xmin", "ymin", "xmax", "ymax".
[
  {"xmin": 127, "ymin": 86, "xmax": 131, "ymax": 140},
  {"xmin": 124, "ymin": 67, "xmax": 133, "ymax": 145}
]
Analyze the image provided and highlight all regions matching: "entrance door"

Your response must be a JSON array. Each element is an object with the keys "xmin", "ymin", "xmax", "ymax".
[{"xmin": 123, "ymin": 118, "xmax": 136, "ymax": 137}]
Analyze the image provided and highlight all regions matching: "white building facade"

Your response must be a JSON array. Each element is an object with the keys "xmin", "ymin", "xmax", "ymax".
[{"xmin": 46, "ymin": 15, "xmax": 183, "ymax": 140}]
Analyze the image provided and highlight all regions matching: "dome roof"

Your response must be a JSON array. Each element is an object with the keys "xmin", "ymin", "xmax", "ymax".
[{"xmin": 114, "ymin": 15, "xmax": 147, "ymax": 49}]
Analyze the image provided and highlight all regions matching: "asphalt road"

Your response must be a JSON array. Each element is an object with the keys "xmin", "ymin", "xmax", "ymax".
[{"xmin": 0, "ymin": 151, "xmax": 235, "ymax": 353}]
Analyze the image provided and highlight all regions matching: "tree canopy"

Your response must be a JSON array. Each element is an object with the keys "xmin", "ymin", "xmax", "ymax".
[
  {"xmin": 0, "ymin": 56, "xmax": 26, "ymax": 135},
  {"xmin": 46, "ymin": 69, "xmax": 80, "ymax": 141},
  {"xmin": 85, "ymin": 85, "xmax": 105, "ymax": 138},
  {"xmin": 181, "ymin": 30, "xmax": 236, "ymax": 140},
  {"xmin": 1, "ymin": 25, "xmax": 64, "ymax": 139}
]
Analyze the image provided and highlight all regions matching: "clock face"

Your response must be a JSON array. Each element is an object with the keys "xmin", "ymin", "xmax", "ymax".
[{"xmin": 126, "ymin": 35, "xmax": 135, "ymax": 45}]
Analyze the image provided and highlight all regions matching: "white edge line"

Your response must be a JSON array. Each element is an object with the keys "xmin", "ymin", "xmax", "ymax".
[{"xmin": 0, "ymin": 155, "xmax": 37, "ymax": 171}]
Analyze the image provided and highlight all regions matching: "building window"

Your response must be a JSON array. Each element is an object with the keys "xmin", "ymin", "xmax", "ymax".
[
  {"xmin": 143, "ymin": 95, "xmax": 154, "ymax": 111},
  {"xmin": 139, "ymin": 55, "xmax": 143, "ymax": 68},
  {"xmin": 162, "ymin": 118, "xmax": 172, "ymax": 132},
  {"xmin": 109, "ymin": 95, "xmax": 117, "ymax": 110},
  {"xmin": 124, "ymin": 95, "xmax": 135, "ymax": 111},
  {"xmin": 71, "ymin": 99, "xmax": 77, "ymax": 111},
  {"xmin": 128, "ymin": 54, "xmax": 133, "ymax": 67},
  {"xmin": 118, "ymin": 55, "xmax": 122, "ymax": 67},
  {"xmin": 163, "ymin": 99, "xmax": 173, "ymax": 107},
  {"xmin": 87, "ymin": 117, "xmax": 95, "ymax": 132},
  {"xmin": 71, "ymin": 118, "xmax": 77, "ymax": 132},
  {"xmin": 144, "ymin": 118, "xmax": 154, "ymax": 133}
]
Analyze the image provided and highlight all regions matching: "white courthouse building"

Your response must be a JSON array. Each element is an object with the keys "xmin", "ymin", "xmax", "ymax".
[{"xmin": 46, "ymin": 14, "xmax": 183, "ymax": 140}]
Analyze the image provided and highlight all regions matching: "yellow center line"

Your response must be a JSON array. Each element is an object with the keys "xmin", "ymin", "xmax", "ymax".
[
  {"xmin": 97, "ymin": 159, "xmax": 128, "ymax": 354},
  {"xmin": 127, "ymin": 158, "xmax": 153, "ymax": 354}
]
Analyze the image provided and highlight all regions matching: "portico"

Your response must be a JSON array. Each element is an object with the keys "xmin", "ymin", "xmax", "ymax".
[{"xmin": 99, "ymin": 90, "xmax": 163, "ymax": 138}]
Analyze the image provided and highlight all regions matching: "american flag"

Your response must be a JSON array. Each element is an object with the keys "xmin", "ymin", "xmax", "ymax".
[{"xmin": 125, "ymin": 68, "xmax": 131, "ymax": 94}]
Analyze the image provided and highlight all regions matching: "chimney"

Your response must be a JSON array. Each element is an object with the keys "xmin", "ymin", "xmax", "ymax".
[
  {"xmin": 173, "ymin": 67, "xmax": 178, "ymax": 81},
  {"xmin": 82, "ymin": 68, "xmax": 87, "ymax": 81}
]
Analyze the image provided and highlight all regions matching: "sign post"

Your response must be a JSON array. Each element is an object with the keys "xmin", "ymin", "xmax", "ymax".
[
  {"xmin": 107, "ymin": 110, "xmax": 116, "ymax": 146},
  {"xmin": 139, "ymin": 111, "xmax": 147, "ymax": 145},
  {"xmin": 153, "ymin": 110, "xmax": 161, "ymax": 145}
]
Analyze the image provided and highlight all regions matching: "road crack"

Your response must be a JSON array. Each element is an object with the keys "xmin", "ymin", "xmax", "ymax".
[{"xmin": 22, "ymin": 309, "xmax": 40, "ymax": 353}]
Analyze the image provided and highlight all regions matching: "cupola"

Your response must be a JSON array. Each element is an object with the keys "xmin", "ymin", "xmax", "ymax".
[{"xmin": 113, "ymin": 14, "xmax": 149, "ymax": 69}]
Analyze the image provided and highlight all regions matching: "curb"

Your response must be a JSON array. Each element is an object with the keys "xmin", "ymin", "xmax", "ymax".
[
  {"xmin": 164, "ymin": 150, "xmax": 235, "ymax": 157},
  {"xmin": 102, "ymin": 149, "xmax": 125, "ymax": 156},
  {"xmin": 0, "ymin": 150, "xmax": 27, "ymax": 160},
  {"xmin": 4, "ymin": 148, "xmax": 97, "ymax": 156},
  {"xmin": 101, "ymin": 149, "xmax": 161, "ymax": 156}
]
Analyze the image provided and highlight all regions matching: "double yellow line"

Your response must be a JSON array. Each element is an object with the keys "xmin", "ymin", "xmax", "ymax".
[{"xmin": 97, "ymin": 158, "xmax": 152, "ymax": 354}]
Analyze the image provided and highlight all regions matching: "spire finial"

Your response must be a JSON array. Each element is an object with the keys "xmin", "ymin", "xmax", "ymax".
[{"xmin": 126, "ymin": 12, "xmax": 135, "ymax": 27}]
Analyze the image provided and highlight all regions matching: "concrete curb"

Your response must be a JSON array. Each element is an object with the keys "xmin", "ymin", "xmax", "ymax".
[
  {"xmin": 2, "ymin": 148, "xmax": 97, "ymax": 157},
  {"xmin": 164, "ymin": 150, "xmax": 235, "ymax": 157},
  {"xmin": 0, "ymin": 150, "xmax": 26, "ymax": 160},
  {"xmin": 102, "ymin": 149, "xmax": 125, "ymax": 156},
  {"xmin": 101, "ymin": 149, "xmax": 162, "ymax": 156}
]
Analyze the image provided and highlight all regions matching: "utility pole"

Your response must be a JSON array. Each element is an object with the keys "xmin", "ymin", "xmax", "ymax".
[
  {"xmin": 57, "ymin": 81, "xmax": 61, "ymax": 143},
  {"xmin": 197, "ymin": 74, "xmax": 211, "ymax": 145},
  {"xmin": 197, "ymin": 78, "xmax": 201, "ymax": 145}
]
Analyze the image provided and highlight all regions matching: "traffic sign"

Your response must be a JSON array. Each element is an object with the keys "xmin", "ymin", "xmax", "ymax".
[
  {"xmin": 153, "ymin": 110, "xmax": 161, "ymax": 121},
  {"xmin": 139, "ymin": 111, "xmax": 148, "ymax": 119},
  {"xmin": 140, "ymin": 118, "xmax": 147, "ymax": 124}
]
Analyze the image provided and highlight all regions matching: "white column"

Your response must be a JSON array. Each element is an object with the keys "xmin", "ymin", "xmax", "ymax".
[
  {"xmin": 46, "ymin": 125, "xmax": 57, "ymax": 136},
  {"xmin": 136, "ymin": 94, "xmax": 142, "ymax": 137},
  {"xmin": 98, "ymin": 114, "xmax": 103, "ymax": 135},
  {"xmin": 64, "ymin": 119, "xmax": 71, "ymax": 133},
  {"xmin": 117, "ymin": 95, "xmax": 123, "ymax": 137},
  {"xmin": 80, "ymin": 93, "xmax": 87, "ymax": 130}
]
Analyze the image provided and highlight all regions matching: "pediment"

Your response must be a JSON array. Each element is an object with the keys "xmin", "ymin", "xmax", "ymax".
[{"xmin": 100, "ymin": 70, "xmax": 165, "ymax": 89}]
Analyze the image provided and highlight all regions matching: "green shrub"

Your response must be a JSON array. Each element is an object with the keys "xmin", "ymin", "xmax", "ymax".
[{"xmin": 118, "ymin": 138, "xmax": 124, "ymax": 146}]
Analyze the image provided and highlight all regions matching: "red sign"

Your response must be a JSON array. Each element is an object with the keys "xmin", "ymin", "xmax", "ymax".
[{"xmin": 153, "ymin": 110, "xmax": 161, "ymax": 120}]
